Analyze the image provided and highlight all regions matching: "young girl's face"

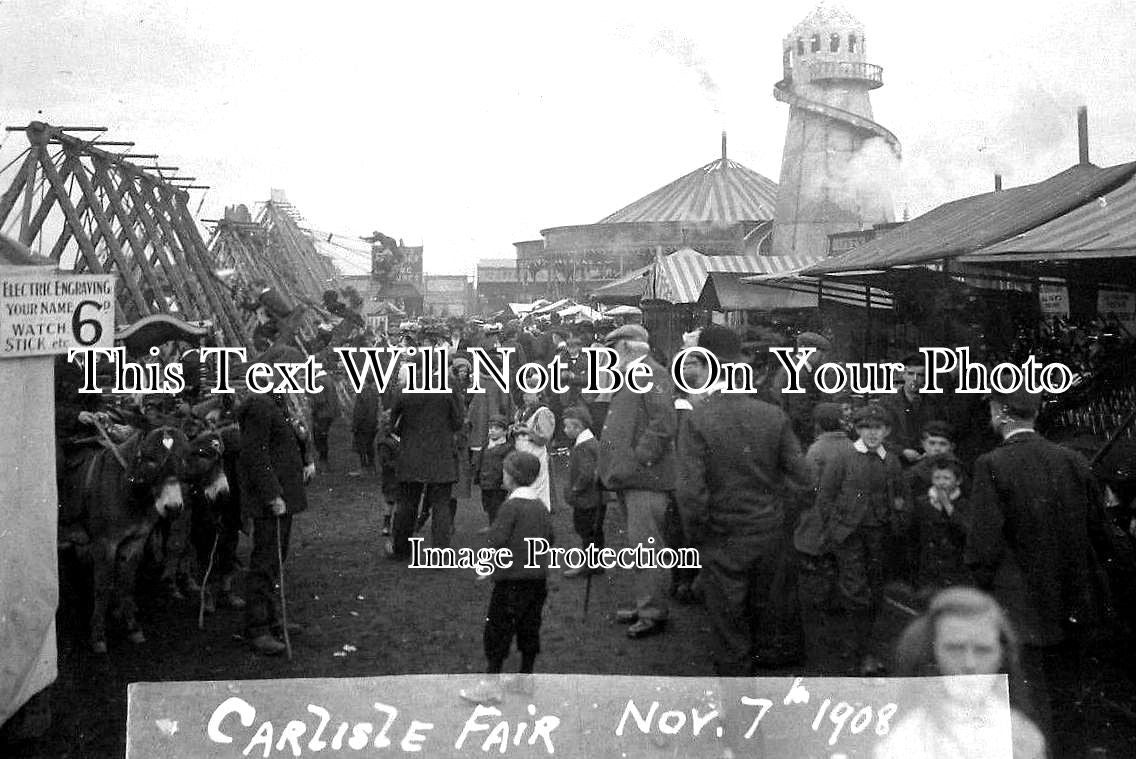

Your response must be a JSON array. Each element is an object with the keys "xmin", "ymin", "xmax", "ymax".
[
  {"xmin": 487, "ymin": 424, "xmax": 506, "ymax": 442},
  {"xmin": 931, "ymin": 468, "xmax": 960, "ymax": 493},
  {"xmin": 934, "ymin": 611, "xmax": 1003, "ymax": 706}
]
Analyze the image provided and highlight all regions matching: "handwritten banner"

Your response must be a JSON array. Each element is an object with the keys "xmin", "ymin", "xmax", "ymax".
[{"xmin": 126, "ymin": 674, "xmax": 1012, "ymax": 758}]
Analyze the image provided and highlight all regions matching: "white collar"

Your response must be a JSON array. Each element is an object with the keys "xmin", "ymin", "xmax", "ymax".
[
  {"xmin": 486, "ymin": 437, "xmax": 506, "ymax": 449},
  {"xmin": 1003, "ymin": 427, "xmax": 1036, "ymax": 441},
  {"xmin": 511, "ymin": 485, "xmax": 541, "ymax": 501},
  {"xmin": 573, "ymin": 429, "xmax": 595, "ymax": 446},
  {"xmin": 853, "ymin": 439, "xmax": 888, "ymax": 459}
]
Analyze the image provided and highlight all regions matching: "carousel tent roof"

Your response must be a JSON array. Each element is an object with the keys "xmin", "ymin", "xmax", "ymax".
[
  {"xmin": 804, "ymin": 161, "xmax": 1136, "ymax": 275},
  {"xmin": 598, "ymin": 156, "xmax": 778, "ymax": 224}
]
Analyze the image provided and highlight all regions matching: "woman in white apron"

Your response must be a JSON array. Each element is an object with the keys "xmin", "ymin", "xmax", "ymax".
[{"xmin": 512, "ymin": 391, "xmax": 555, "ymax": 510}]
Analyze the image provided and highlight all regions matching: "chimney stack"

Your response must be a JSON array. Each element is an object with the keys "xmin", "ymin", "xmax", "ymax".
[
  {"xmin": 994, "ymin": 173, "xmax": 1003, "ymax": 192},
  {"xmin": 1078, "ymin": 106, "xmax": 1090, "ymax": 165},
  {"xmin": 721, "ymin": 131, "xmax": 727, "ymax": 161}
]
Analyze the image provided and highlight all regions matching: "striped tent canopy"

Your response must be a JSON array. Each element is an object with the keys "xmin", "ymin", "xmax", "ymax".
[
  {"xmin": 653, "ymin": 248, "xmax": 819, "ymax": 303},
  {"xmin": 598, "ymin": 158, "xmax": 777, "ymax": 224}
]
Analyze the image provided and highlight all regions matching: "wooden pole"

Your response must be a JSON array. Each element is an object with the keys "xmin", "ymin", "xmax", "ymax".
[{"xmin": 19, "ymin": 145, "xmax": 39, "ymax": 245}]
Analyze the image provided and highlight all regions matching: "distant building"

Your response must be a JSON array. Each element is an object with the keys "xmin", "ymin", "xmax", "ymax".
[
  {"xmin": 423, "ymin": 274, "xmax": 473, "ymax": 317},
  {"xmin": 526, "ymin": 135, "xmax": 777, "ymax": 300},
  {"xmin": 476, "ymin": 258, "xmax": 536, "ymax": 313}
]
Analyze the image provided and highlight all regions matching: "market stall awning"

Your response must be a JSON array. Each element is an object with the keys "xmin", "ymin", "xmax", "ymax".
[
  {"xmin": 740, "ymin": 273, "xmax": 894, "ymax": 310},
  {"xmin": 958, "ymin": 170, "xmax": 1136, "ymax": 264},
  {"xmin": 699, "ymin": 272, "xmax": 817, "ymax": 310},
  {"xmin": 803, "ymin": 161, "xmax": 1136, "ymax": 274},
  {"xmin": 656, "ymin": 247, "xmax": 819, "ymax": 303}
]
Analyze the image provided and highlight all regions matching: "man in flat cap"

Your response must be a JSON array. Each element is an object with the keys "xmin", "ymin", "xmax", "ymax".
[
  {"xmin": 768, "ymin": 331, "xmax": 833, "ymax": 447},
  {"xmin": 597, "ymin": 323, "xmax": 676, "ymax": 638},
  {"xmin": 965, "ymin": 387, "xmax": 1108, "ymax": 758}
]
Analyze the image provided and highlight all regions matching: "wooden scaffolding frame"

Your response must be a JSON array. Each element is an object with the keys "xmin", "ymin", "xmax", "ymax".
[{"xmin": 0, "ymin": 121, "xmax": 248, "ymax": 345}]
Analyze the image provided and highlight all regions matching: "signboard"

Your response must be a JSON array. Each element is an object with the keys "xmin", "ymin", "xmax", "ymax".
[
  {"xmin": 0, "ymin": 272, "xmax": 115, "ymax": 358},
  {"xmin": 1038, "ymin": 281, "xmax": 1069, "ymax": 317},
  {"xmin": 126, "ymin": 674, "xmax": 1014, "ymax": 759},
  {"xmin": 1098, "ymin": 289, "xmax": 1135, "ymax": 317}
]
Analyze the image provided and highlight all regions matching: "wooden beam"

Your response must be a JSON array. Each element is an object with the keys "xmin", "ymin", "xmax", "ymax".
[
  {"xmin": 25, "ymin": 151, "xmax": 77, "ymax": 246},
  {"xmin": 167, "ymin": 192, "xmax": 248, "ymax": 345},
  {"xmin": 67, "ymin": 153, "xmax": 153, "ymax": 316},
  {"xmin": 120, "ymin": 174, "xmax": 203, "ymax": 320},
  {"xmin": 91, "ymin": 158, "xmax": 171, "ymax": 314},
  {"xmin": 0, "ymin": 151, "xmax": 34, "ymax": 228},
  {"xmin": 18, "ymin": 145, "xmax": 39, "ymax": 245},
  {"xmin": 142, "ymin": 179, "xmax": 240, "ymax": 343},
  {"xmin": 37, "ymin": 148, "xmax": 103, "ymax": 274}
]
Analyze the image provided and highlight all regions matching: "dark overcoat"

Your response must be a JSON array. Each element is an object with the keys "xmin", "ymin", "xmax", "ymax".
[
  {"xmin": 965, "ymin": 431, "xmax": 1108, "ymax": 646},
  {"xmin": 236, "ymin": 393, "xmax": 309, "ymax": 520},
  {"xmin": 389, "ymin": 387, "xmax": 463, "ymax": 483}
]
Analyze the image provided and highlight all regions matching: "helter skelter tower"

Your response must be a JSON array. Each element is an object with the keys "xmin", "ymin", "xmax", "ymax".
[{"xmin": 772, "ymin": 3, "xmax": 900, "ymax": 257}]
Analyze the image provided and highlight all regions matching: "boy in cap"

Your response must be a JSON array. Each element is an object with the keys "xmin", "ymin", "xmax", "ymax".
[
  {"xmin": 903, "ymin": 420, "xmax": 961, "ymax": 496},
  {"xmin": 475, "ymin": 414, "xmax": 513, "ymax": 525},
  {"xmin": 813, "ymin": 403, "xmax": 907, "ymax": 675},
  {"xmin": 561, "ymin": 405, "xmax": 604, "ymax": 577},
  {"xmin": 461, "ymin": 451, "xmax": 554, "ymax": 703}
]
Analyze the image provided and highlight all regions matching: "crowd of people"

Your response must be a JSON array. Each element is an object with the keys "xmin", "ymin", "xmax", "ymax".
[{"xmin": 51, "ymin": 311, "xmax": 1136, "ymax": 759}]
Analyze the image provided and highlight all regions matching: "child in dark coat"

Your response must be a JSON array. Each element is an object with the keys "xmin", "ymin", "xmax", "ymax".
[
  {"xmin": 907, "ymin": 454, "xmax": 971, "ymax": 593},
  {"xmin": 474, "ymin": 414, "xmax": 512, "ymax": 526},
  {"xmin": 814, "ymin": 404, "xmax": 909, "ymax": 675},
  {"xmin": 460, "ymin": 451, "xmax": 554, "ymax": 704},
  {"xmin": 561, "ymin": 406, "xmax": 604, "ymax": 578}
]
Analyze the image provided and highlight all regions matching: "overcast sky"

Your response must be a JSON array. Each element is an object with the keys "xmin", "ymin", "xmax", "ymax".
[{"xmin": 2, "ymin": 0, "xmax": 1134, "ymax": 276}]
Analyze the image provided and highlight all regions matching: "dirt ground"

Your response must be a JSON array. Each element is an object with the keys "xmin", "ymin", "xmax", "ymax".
[{"xmin": 7, "ymin": 424, "xmax": 1136, "ymax": 757}]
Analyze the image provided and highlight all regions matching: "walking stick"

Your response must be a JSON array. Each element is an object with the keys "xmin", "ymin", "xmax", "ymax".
[
  {"xmin": 583, "ymin": 571, "xmax": 593, "ymax": 620},
  {"xmin": 276, "ymin": 516, "xmax": 293, "ymax": 660},
  {"xmin": 198, "ymin": 532, "xmax": 219, "ymax": 630}
]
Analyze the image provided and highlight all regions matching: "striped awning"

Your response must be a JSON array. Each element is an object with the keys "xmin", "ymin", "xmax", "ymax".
[{"xmin": 654, "ymin": 248, "xmax": 820, "ymax": 303}]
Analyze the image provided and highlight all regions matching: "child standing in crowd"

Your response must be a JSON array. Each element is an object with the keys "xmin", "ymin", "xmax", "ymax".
[
  {"xmin": 475, "ymin": 414, "xmax": 512, "ymax": 526},
  {"xmin": 560, "ymin": 406, "xmax": 604, "ymax": 578},
  {"xmin": 815, "ymin": 404, "xmax": 908, "ymax": 675},
  {"xmin": 904, "ymin": 420, "xmax": 959, "ymax": 495},
  {"xmin": 906, "ymin": 453, "xmax": 970, "ymax": 594},
  {"xmin": 460, "ymin": 451, "xmax": 554, "ymax": 703},
  {"xmin": 375, "ymin": 411, "xmax": 400, "ymax": 536}
]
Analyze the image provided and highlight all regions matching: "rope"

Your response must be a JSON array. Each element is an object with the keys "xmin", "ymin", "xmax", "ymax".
[
  {"xmin": 198, "ymin": 531, "xmax": 219, "ymax": 630},
  {"xmin": 276, "ymin": 516, "xmax": 293, "ymax": 660}
]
